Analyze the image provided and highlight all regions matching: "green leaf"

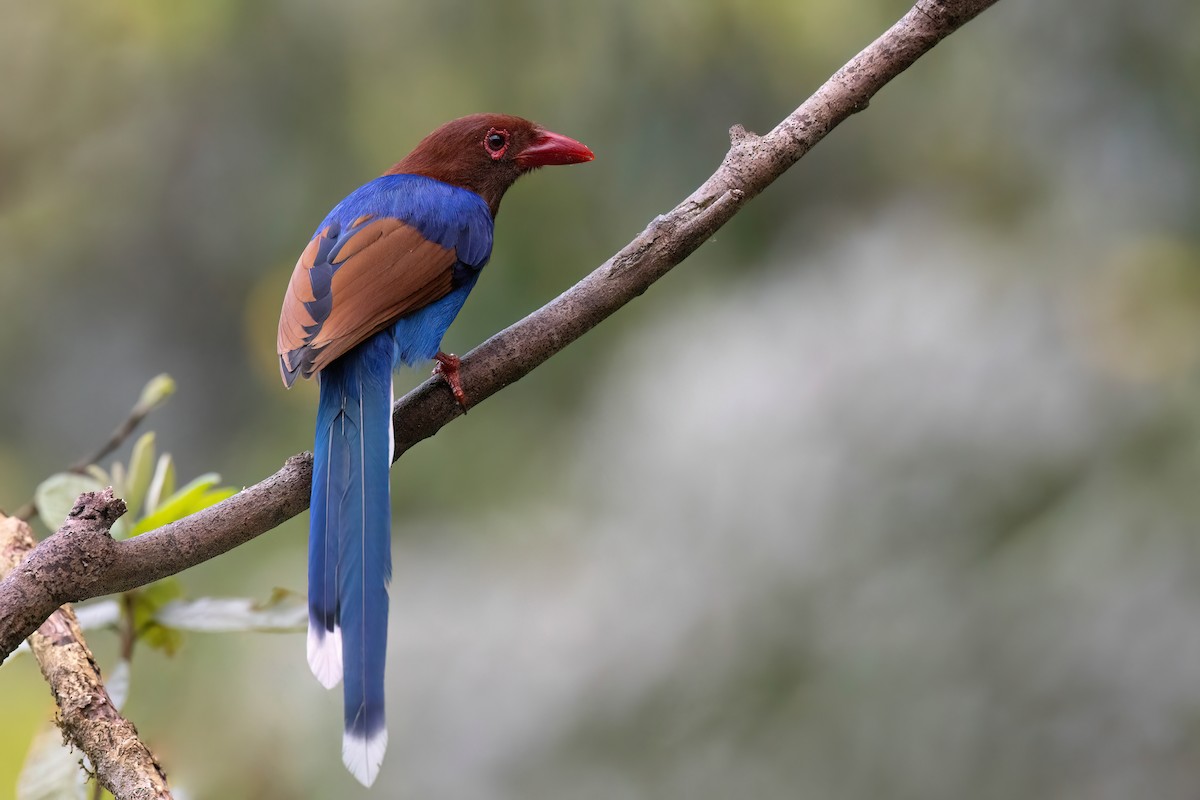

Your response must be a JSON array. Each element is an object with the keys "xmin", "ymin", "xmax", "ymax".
[
  {"xmin": 135, "ymin": 373, "xmax": 176, "ymax": 413},
  {"xmin": 4, "ymin": 600, "xmax": 121, "ymax": 663},
  {"xmin": 143, "ymin": 453, "xmax": 175, "ymax": 517},
  {"xmin": 131, "ymin": 472, "xmax": 235, "ymax": 536},
  {"xmin": 108, "ymin": 462, "xmax": 125, "ymax": 496},
  {"xmin": 155, "ymin": 589, "xmax": 307, "ymax": 633},
  {"xmin": 129, "ymin": 579, "xmax": 185, "ymax": 656},
  {"xmin": 106, "ymin": 659, "xmax": 131, "ymax": 711},
  {"xmin": 110, "ymin": 517, "xmax": 131, "ymax": 540},
  {"xmin": 16, "ymin": 722, "xmax": 88, "ymax": 800},
  {"xmin": 85, "ymin": 464, "xmax": 111, "ymax": 485},
  {"xmin": 123, "ymin": 432, "xmax": 156, "ymax": 521},
  {"xmin": 74, "ymin": 600, "xmax": 122, "ymax": 631},
  {"xmin": 34, "ymin": 472, "xmax": 105, "ymax": 531}
]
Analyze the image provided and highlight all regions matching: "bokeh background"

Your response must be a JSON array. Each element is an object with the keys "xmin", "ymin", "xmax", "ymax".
[{"xmin": 4, "ymin": 0, "xmax": 1200, "ymax": 797}]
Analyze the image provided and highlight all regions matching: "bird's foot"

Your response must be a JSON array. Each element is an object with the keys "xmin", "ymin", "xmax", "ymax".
[{"xmin": 433, "ymin": 352, "xmax": 469, "ymax": 411}]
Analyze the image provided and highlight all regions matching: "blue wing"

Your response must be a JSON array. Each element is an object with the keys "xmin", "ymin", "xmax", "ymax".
[{"xmin": 278, "ymin": 174, "xmax": 493, "ymax": 385}]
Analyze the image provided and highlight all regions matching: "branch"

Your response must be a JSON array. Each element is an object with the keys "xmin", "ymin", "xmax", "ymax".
[
  {"xmin": 0, "ymin": 469, "xmax": 309, "ymax": 663},
  {"xmin": 0, "ymin": 0, "xmax": 1002, "ymax": 664},
  {"xmin": 1, "ymin": 515, "xmax": 172, "ymax": 799}
]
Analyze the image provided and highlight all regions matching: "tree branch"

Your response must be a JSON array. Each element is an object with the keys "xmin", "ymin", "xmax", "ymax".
[
  {"xmin": 0, "ymin": 0, "xmax": 1001, "ymax": 665},
  {"xmin": 1, "ymin": 515, "xmax": 172, "ymax": 799}
]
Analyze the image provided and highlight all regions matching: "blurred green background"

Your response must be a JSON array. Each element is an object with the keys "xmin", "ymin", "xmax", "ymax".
[{"xmin": 4, "ymin": 0, "xmax": 1200, "ymax": 797}]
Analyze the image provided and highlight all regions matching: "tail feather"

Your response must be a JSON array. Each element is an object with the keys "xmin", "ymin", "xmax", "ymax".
[
  {"xmin": 308, "ymin": 379, "xmax": 344, "ymax": 688},
  {"xmin": 308, "ymin": 332, "xmax": 394, "ymax": 787}
]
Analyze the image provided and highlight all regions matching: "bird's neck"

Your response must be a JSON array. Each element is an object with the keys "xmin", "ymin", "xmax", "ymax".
[{"xmin": 386, "ymin": 157, "xmax": 513, "ymax": 218}]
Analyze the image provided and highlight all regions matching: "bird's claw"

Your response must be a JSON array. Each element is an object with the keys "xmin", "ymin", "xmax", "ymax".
[{"xmin": 433, "ymin": 352, "xmax": 469, "ymax": 411}]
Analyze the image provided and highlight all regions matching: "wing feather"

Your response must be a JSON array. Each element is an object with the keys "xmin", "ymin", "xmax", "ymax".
[{"xmin": 278, "ymin": 218, "xmax": 457, "ymax": 385}]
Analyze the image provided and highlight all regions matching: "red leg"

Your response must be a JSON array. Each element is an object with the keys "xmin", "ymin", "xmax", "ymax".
[{"xmin": 433, "ymin": 352, "xmax": 469, "ymax": 410}]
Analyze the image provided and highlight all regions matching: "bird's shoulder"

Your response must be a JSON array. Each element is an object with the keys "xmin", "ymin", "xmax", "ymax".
[{"xmin": 318, "ymin": 174, "xmax": 494, "ymax": 268}]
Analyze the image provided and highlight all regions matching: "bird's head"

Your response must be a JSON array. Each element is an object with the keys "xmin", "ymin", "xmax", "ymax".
[{"xmin": 388, "ymin": 113, "xmax": 594, "ymax": 215}]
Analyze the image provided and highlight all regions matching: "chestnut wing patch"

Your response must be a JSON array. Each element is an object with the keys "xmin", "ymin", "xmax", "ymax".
[{"xmin": 278, "ymin": 216, "xmax": 457, "ymax": 386}]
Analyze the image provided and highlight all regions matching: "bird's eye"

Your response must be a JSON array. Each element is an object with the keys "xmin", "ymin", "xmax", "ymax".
[{"xmin": 484, "ymin": 128, "xmax": 508, "ymax": 159}]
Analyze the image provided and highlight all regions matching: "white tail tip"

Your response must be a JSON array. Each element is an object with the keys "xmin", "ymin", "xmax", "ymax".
[
  {"xmin": 343, "ymin": 728, "xmax": 388, "ymax": 787},
  {"xmin": 307, "ymin": 624, "xmax": 342, "ymax": 689}
]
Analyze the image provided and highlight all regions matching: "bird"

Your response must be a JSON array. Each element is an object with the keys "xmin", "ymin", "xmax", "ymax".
[{"xmin": 277, "ymin": 114, "xmax": 593, "ymax": 786}]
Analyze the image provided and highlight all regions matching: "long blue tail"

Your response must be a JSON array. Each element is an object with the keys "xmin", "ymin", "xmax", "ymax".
[{"xmin": 308, "ymin": 331, "xmax": 393, "ymax": 787}]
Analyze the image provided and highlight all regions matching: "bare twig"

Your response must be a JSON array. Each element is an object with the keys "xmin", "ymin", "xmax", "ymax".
[
  {"xmin": 67, "ymin": 395, "xmax": 159, "ymax": 476},
  {"xmin": 1, "ymin": 515, "xmax": 173, "ymax": 799},
  {"xmin": 13, "ymin": 374, "xmax": 173, "ymax": 521},
  {"xmin": 0, "ymin": 0, "xmax": 1002, "ymax": 664}
]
